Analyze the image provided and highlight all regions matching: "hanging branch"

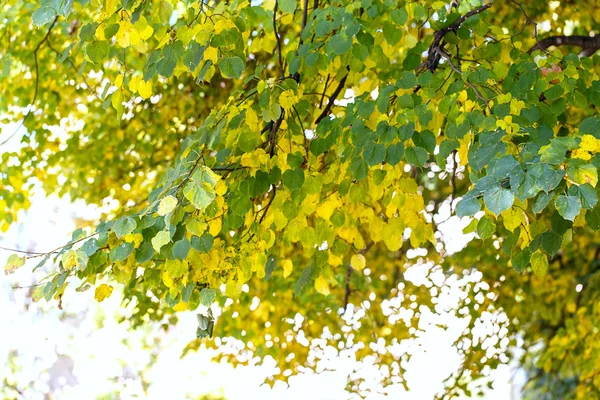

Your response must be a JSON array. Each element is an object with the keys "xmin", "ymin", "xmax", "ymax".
[{"xmin": 0, "ymin": 16, "xmax": 59, "ymax": 147}]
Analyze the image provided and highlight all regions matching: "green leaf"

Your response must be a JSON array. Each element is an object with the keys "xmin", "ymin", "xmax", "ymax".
[
  {"xmin": 136, "ymin": 242, "xmax": 154, "ymax": 263},
  {"xmin": 265, "ymin": 255, "xmax": 277, "ymax": 281},
  {"xmin": 555, "ymin": 195, "xmax": 582, "ymax": 222},
  {"xmin": 172, "ymin": 238, "xmax": 191, "ymax": 260},
  {"xmin": 183, "ymin": 166, "xmax": 219, "ymax": 210},
  {"xmin": 113, "ymin": 216, "xmax": 137, "ymax": 239},
  {"xmin": 405, "ymin": 146, "xmax": 428, "ymax": 167},
  {"xmin": 363, "ymin": 142, "xmax": 386, "ymax": 166},
  {"xmin": 282, "ymin": 168, "xmax": 305, "ymax": 190},
  {"xmin": 512, "ymin": 248, "xmax": 531, "ymax": 273},
  {"xmin": 191, "ymin": 232, "xmax": 214, "ymax": 253},
  {"xmin": 32, "ymin": 6, "xmax": 56, "ymax": 27},
  {"xmin": 456, "ymin": 196, "xmax": 481, "ymax": 217},
  {"xmin": 533, "ymin": 192, "xmax": 553, "ymax": 213},
  {"xmin": 110, "ymin": 242, "xmax": 135, "ymax": 262},
  {"xmin": 349, "ymin": 157, "xmax": 369, "ymax": 180},
  {"xmin": 483, "ymin": 187, "xmax": 514, "ymax": 216},
  {"xmin": 328, "ymin": 34, "xmax": 352, "ymax": 55},
  {"xmin": 218, "ymin": 57, "xmax": 245, "ymax": 79},
  {"xmin": 279, "ymin": 0, "xmax": 297, "ymax": 14},
  {"xmin": 86, "ymin": 41, "xmax": 110, "ymax": 64},
  {"xmin": 530, "ymin": 250, "xmax": 548, "ymax": 276},
  {"xmin": 477, "ymin": 216, "xmax": 496, "ymax": 239},
  {"xmin": 386, "ymin": 142, "xmax": 404, "ymax": 166},
  {"xmin": 586, "ymin": 205, "xmax": 600, "ymax": 230},
  {"xmin": 199, "ymin": 288, "xmax": 217, "ymax": 306},
  {"xmin": 541, "ymin": 231, "xmax": 562, "ymax": 257}
]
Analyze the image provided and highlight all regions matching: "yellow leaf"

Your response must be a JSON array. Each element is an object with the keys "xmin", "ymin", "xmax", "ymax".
[
  {"xmin": 351, "ymin": 254, "xmax": 366, "ymax": 271},
  {"xmin": 173, "ymin": 300, "xmax": 188, "ymax": 311},
  {"xmin": 404, "ymin": 34, "xmax": 417, "ymax": 48},
  {"xmin": 94, "ymin": 284, "xmax": 113, "ymax": 302},
  {"xmin": 114, "ymin": 74, "xmax": 124, "ymax": 88},
  {"xmin": 314, "ymin": 276, "xmax": 330, "ymax": 296},
  {"xmin": 134, "ymin": 16, "xmax": 154, "ymax": 40},
  {"xmin": 123, "ymin": 233, "xmax": 144, "ymax": 248},
  {"xmin": 580, "ymin": 134, "xmax": 599, "ymax": 153},
  {"xmin": 531, "ymin": 250, "xmax": 548, "ymax": 276},
  {"xmin": 128, "ymin": 75, "xmax": 141, "ymax": 92},
  {"xmin": 282, "ymin": 259, "xmax": 293, "ymax": 278},
  {"xmin": 138, "ymin": 79, "xmax": 153, "ymax": 99},
  {"xmin": 204, "ymin": 46, "xmax": 219, "ymax": 63},
  {"xmin": 278, "ymin": 90, "xmax": 296, "ymax": 111},
  {"xmin": 457, "ymin": 134, "xmax": 471, "ymax": 166},
  {"xmin": 158, "ymin": 195, "xmax": 178, "ymax": 216},
  {"xmin": 246, "ymin": 107, "xmax": 259, "ymax": 131}
]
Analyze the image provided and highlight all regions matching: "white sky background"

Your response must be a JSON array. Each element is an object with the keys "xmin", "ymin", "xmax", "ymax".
[{"xmin": 0, "ymin": 189, "xmax": 524, "ymax": 399}]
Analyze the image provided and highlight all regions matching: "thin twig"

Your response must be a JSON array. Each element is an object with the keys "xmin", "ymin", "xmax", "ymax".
[
  {"xmin": 259, "ymin": 187, "xmax": 277, "ymax": 223},
  {"xmin": 343, "ymin": 241, "xmax": 375, "ymax": 312},
  {"xmin": 0, "ymin": 246, "xmax": 46, "ymax": 255},
  {"xmin": 273, "ymin": 1, "xmax": 285, "ymax": 79},
  {"xmin": 439, "ymin": 51, "xmax": 491, "ymax": 114},
  {"xmin": 25, "ymin": 232, "xmax": 99, "ymax": 259}
]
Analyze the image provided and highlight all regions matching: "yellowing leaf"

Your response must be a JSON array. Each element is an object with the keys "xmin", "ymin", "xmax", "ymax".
[
  {"xmin": 4, "ymin": 254, "xmax": 26, "ymax": 275},
  {"xmin": 134, "ymin": 16, "xmax": 154, "ymax": 40},
  {"xmin": 282, "ymin": 259, "xmax": 293, "ymax": 278},
  {"xmin": 279, "ymin": 90, "xmax": 296, "ymax": 111},
  {"xmin": 62, "ymin": 250, "xmax": 78, "ymax": 271},
  {"xmin": 152, "ymin": 230, "xmax": 171, "ymax": 252},
  {"xmin": 531, "ymin": 250, "xmax": 548, "ymax": 276},
  {"xmin": 158, "ymin": 195, "xmax": 178, "ymax": 216},
  {"xmin": 351, "ymin": 254, "xmax": 366, "ymax": 271},
  {"xmin": 404, "ymin": 34, "xmax": 417, "ymax": 48},
  {"xmin": 314, "ymin": 275, "xmax": 331, "ymax": 296},
  {"xmin": 94, "ymin": 284, "xmax": 113, "ymax": 302}
]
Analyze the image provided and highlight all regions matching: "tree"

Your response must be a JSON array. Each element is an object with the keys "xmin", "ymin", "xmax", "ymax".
[{"xmin": 2, "ymin": 0, "xmax": 600, "ymax": 397}]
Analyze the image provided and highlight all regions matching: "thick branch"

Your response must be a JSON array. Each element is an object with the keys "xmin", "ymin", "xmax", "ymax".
[
  {"xmin": 421, "ymin": 3, "xmax": 492, "ymax": 73},
  {"xmin": 528, "ymin": 35, "xmax": 600, "ymax": 55},
  {"xmin": 273, "ymin": 1, "xmax": 284, "ymax": 78},
  {"xmin": 314, "ymin": 74, "xmax": 347, "ymax": 125}
]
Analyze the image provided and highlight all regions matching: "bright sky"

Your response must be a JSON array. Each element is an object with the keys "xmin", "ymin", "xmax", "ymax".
[{"xmin": 0, "ymin": 189, "xmax": 525, "ymax": 399}]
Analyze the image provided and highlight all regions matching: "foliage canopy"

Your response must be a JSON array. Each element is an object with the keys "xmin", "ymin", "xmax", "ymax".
[{"xmin": 3, "ymin": 0, "xmax": 600, "ymax": 397}]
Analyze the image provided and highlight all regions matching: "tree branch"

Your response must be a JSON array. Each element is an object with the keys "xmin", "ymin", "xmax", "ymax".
[
  {"xmin": 420, "ymin": 3, "xmax": 492, "ymax": 73},
  {"xmin": 0, "ymin": 16, "xmax": 59, "ymax": 147},
  {"xmin": 528, "ymin": 35, "xmax": 600, "ymax": 55},
  {"xmin": 273, "ymin": 1, "xmax": 284, "ymax": 79},
  {"xmin": 314, "ymin": 73, "xmax": 347, "ymax": 125},
  {"xmin": 343, "ymin": 241, "xmax": 375, "ymax": 312}
]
